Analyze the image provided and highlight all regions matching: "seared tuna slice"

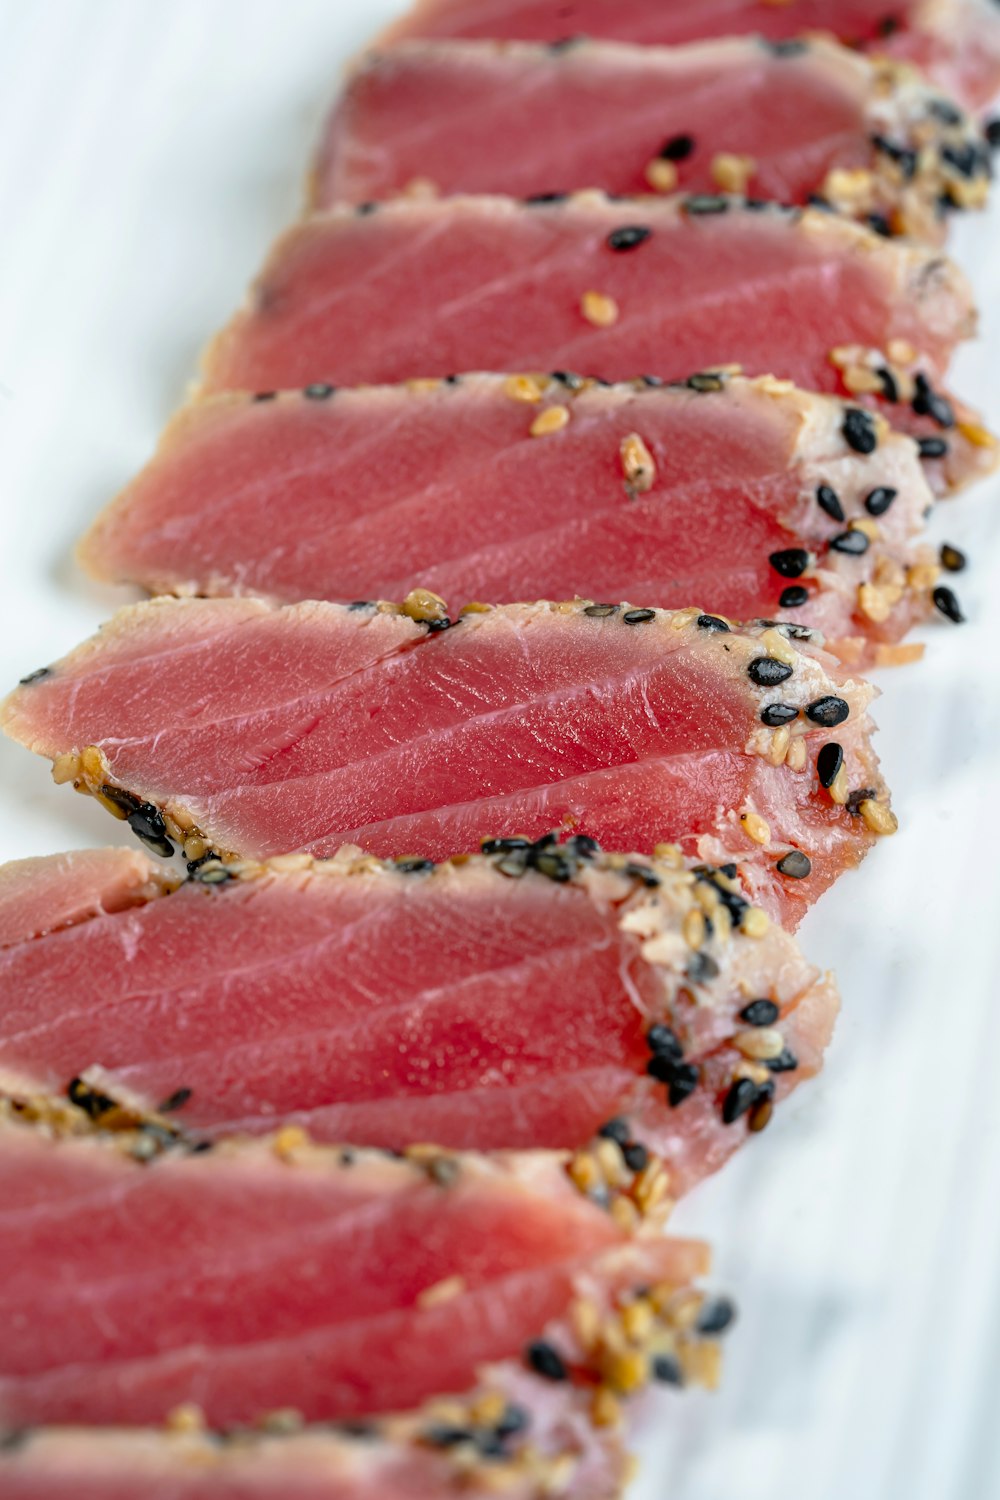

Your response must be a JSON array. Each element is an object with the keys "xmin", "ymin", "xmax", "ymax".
[
  {"xmin": 79, "ymin": 373, "xmax": 944, "ymax": 667},
  {"xmin": 1, "ymin": 598, "xmax": 894, "ymax": 924},
  {"xmin": 198, "ymin": 195, "xmax": 991, "ymax": 494},
  {"xmin": 0, "ymin": 844, "xmax": 838, "ymax": 1194},
  {"xmin": 0, "ymin": 1111, "xmax": 723, "ymax": 1433},
  {"xmin": 382, "ymin": 0, "xmax": 1000, "ymax": 112},
  {"xmin": 315, "ymin": 37, "xmax": 991, "ymax": 242}
]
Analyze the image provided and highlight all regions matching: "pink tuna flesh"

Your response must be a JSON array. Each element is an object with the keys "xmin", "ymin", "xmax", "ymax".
[
  {"xmin": 0, "ymin": 846, "xmax": 838, "ymax": 1196},
  {"xmin": 381, "ymin": 0, "xmax": 1000, "ymax": 112},
  {"xmin": 1, "ymin": 598, "xmax": 892, "ymax": 926},
  {"xmin": 80, "ymin": 373, "xmax": 940, "ymax": 667},
  {"xmin": 315, "ymin": 37, "xmax": 989, "ymax": 244},
  {"xmin": 0, "ymin": 1118, "xmax": 714, "ymax": 1429}
]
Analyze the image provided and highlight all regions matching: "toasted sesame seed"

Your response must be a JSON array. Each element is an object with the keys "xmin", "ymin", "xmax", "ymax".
[
  {"xmin": 940, "ymin": 543, "xmax": 967, "ymax": 573},
  {"xmin": 761, "ymin": 703, "xmax": 799, "ymax": 727},
  {"xmin": 645, "ymin": 158, "xmax": 678, "ymax": 192},
  {"xmin": 607, "ymin": 225, "xmax": 651, "ymax": 252},
  {"xmin": 777, "ymin": 850, "xmax": 812, "ymax": 879},
  {"xmin": 683, "ymin": 908, "xmax": 706, "ymax": 948},
  {"xmin": 933, "ymin": 585, "xmax": 965, "ymax": 624},
  {"xmin": 842, "ymin": 408, "xmax": 878, "ymax": 454},
  {"xmin": 620, "ymin": 431, "xmax": 656, "ymax": 492},
  {"xmin": 711, "ymin": 153, "xmax": 756, "ymax": 194},
  {"xmin": 859, "ymin": 799, "xmax": 899, "ymax": 836},
  {"xmin": 400, "ymin": 588, "xmax": 450, "ymax": 626},
  {"xmin": 581, "ymin": 290, "xmax": 619, "ymax": 327},
  {"xmin": 530, "ymin": 404, "xmax": 570, "ymax": 438},
  {"xmin": 806, "ymin": 696, "xmax": 850, "ymax": 728},
  {"xmin": 740, "ymin": 999, "xmax": 780, "ymax": 1027},
  {"xmin": 734, "ymin": 1027, "xmax": 785, "ymax": 1061},
  {"xmin": 748, "ymin": 1095, "xmax": 775, "ymax": 1132},
  {"xmin": 740, "ymin": 811, "xmax": 771, "ymax": 846},
  {"xmin": 769, "ymin": 548, "xmax": 810, "ymax": 578},
  {"xmin": 504, "ymin": 374, "xmax": 546, "ymax": 403},
  {"xmin": 748, "ymin": 656, "xmax": 793, "ymax": 687}
]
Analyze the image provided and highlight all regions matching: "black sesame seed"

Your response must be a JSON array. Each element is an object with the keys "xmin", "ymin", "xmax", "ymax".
[
  {"xmin": 816, "ymin": 741, "xmax": 845, "ymax": 790},
  {"xmin": 866, "ymin": 213, "xmax": 893, "ymax": 238},
  {"xmin": 597, "ymin": 1117, "xmax": 632, "ymax": 1146},
  {"xmin": 740, "ymin": 999, "xmax": 780, "ymax": 1027},
  {"xmin": 722, "ymin": 1078, "xmax": 757, "ymax": 1125},
  {"xmin": 816, "ymin": 484, "xmax": 845, "ymax": 522},
  {"xmin": 356, "ymin": 201, "xmax": 378, "ymax": 215},
  {"xmin": 842, "ymin": 408, "xmax": 878, "ymax": 454},
  {"xmin": 98, "ymin": 782, "xmax": 140, "ymax": 817},
  {"xmin": 395, "ymin": 857, "xmax": 435, "ymax": 874},
  {"xmin": 718, "ymin": 863, "xmax": 738, "ymax": 878},
  {"xmin": 623, "ymin": 608, "xmax": 657, "ymax": 624},
  {"xmin": 661, "ymin": 133, "xmax": 695, "ymax": 161},
  {"xmin": 933, "ymin": 585, "xmax": 965, "ymax": 624},
  {"xmin": 777, "ymin": 850, "xmax": 812, "ymax": 880},
  {"xmin": 67, "ymin": 1077, "xmax": 118, "ymax": 1119},
  {"xmin": 912, "ymin": 374, "xmax": 955, "ymax": 429},
  {"xmin": 830, "ymin": 529, "xmax": 870, "ymax": 556},
  {"xmin": 769, "ymin": 548, "xmax": 810, "ymax": 579},
  {"xmin": 127, "ymin": 803, "xmax": 174, "ymax": 859},
  {"xmin": 941, "ymin": 142, "xmax": 979, "ymax": 179},
  {"xmin": 623, "ymin": 1141, "xmax": 650, "ymax": 1173},
  {"xmin": 871, "ymin": 135, "xmax": 917, "ymax": 179},
  {"xmin": 917, "ymin": 435, "xmax": 949, "ymax": 460},
  {"xmin": 252, "ymin": 391, "xmax": 277, "ymax": 403},
  {"xmin": 624, "ymin": 861, "xmax": 661, "ymax": 889},
  {"xmin": 18, "ymin": 666, "xmax": 50, "ymax": 685},
  {"xmin": 647, "ymin": 1054, "xmax": 678, "ymax": 1084},
  {"xmin": 482, "ymin": 837, "xmax": 532, "ymax": 855},
  {"xmin": 158, "ymin": 1087, "xmax": 193, "ymax": 1114},
  {"xmin": 495, "ymin": 1405, "xmax": 530, "ymax": 1440},
  {"xmin": 567, "ymin": 833, "xmax": 601, "ymax": 857},
  {"xmin": 864, "ymin": 486, "xmax": 898, "ymax": 516},
  {"xmin": 761, "ymin": 703, "xmax": 799, "ymax": 727},
  {"xmin": 779, "ymin": 586, "xmax": 809, "ymax": 609},
  {"xmin": 526, "ymin": 1341, "xmax": 568, "ymax": 1382},
  {"xmin": 652, "ymin": 1353, "xmax": 684, "ymax": 1385},
  {"xmin": 684, "ymin": 194, "xmax": 729, "ymax": 215},
  {"xmin": 767, "ymin": 38, "xmax": 809, "ymax": 56},
  {"xmin": 696, "ymin": 614, "xmax": 730, "ymax": 632},
  {"xmin": 548, "ymin": 34, "xmax": 584, "ymax": 51},
  {"xmin": 647, "ymin": 1024, "xmax": 683, "ymax": 1060},
  {"xmin": 766, "ymin": 1047, "xmax": 799, "ymax": 1073},
  {"xmin": 667, "ymin": 1061, "xmax": 700, "ymax": 1107},
  {"xmin": 551, "ymin": 369, "xmax": 585, "ymax": 387},
  {"xmin": 686, "ymin": 952, "xmax": 719, "ymax": 984},
  {"xmin": 876, "ymin": 365, "xmax": 899, "ymax": 402},
  {"xmin": 607, "ymin": 225, "xmax": 652, "ymax": 252},
  {"xmin": 584, "ymin": 603, "xmax": 619, "ymax": 618},
  {"xmin": 303, "ymin": 383, "xmax": 335, "ymax": 399},
  {"xmin": 748, "ymin": 656, "xmax": 793, "ymax": 687},
  {"xmin": 422, "ymin": 1424, "xmax": 473, "ymax": 1450},
  {"xmin": 927, "ymin": 97, "xmax": 963, "ymax": 125},
  {"xmin": 194, "ymin": 862, "xmax": 232, "ymax": 886},
  {"xmin": 806, "ymin": 695, "xmax": 850, "ymax": 727},
  {"xmin": 525, "ymin": 191, "xmax": 568, "ymax": 205},
  {"xmin": 696, "ymin": 1297, "xmax": 737, "ymax": 1335},
  {"xmin": 347, "ymin": 600, "xmax": 375, "ymax": 611},
  {"xmin": 684, "ymin": 371, "xmax": 725, "ymax": 393},
  {"xmin": 640, "ymin": 373, "xmax": 664, "ymax": 386},
  {"xmin": 986, "ymin": 118, "xmax": 1000, "ymax": 149},
  {"xmin": 846, "ymin": 787, "xmax": 878, "ymax": 816},
  {"xmin": 939, "ymin": 543, "xmax": 967, "ymax": 573}
]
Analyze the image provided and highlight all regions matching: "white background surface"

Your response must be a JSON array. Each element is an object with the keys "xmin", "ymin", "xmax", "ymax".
[{"xmin": 0, "ymin": 4, "xmax": 998, "ymax": 1497}]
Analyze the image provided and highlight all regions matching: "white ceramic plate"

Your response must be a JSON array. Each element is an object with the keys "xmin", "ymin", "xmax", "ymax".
[{"xmin": 0, "ymin": 5, "xmax": 997, "ymax": 1496}]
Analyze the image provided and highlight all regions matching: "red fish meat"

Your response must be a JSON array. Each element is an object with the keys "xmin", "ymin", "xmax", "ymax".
[
  {"xmin": 0, "ymin": 598, "xmax": 894, "ymax": 924},
  {"xmin": 198, "ymin": 194, "xmax": 990, "ymax": 493},
  {"xmin": 315, "ymin": 37, "xmax": 990, "ymax": 242},
  {"xmin": 0, "ymin": 845, "xmax": 838, "ymax": 1195},
  {"xmin": 381, "ymin": 0, "xmax": 1000, "ymax": 112},
  {"xmin": 79, "ymin": 372, "xmax": 943, "ymax": 666},
  {"xmin": 0, "ymin": 1111, "xmax": 721, "ymax": 1432}
]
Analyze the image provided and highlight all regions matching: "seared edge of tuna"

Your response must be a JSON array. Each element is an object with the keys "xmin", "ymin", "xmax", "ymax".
[
  {"xmin": 316, "ymin": 36, "xmax": 991, "ymax": 242},
  {"xmin": 77, "ymin": 369, "xmax": 957, "ymax": 663}
]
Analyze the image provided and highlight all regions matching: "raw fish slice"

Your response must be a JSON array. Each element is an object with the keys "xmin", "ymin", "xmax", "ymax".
[
  {"xmin": 198, "ymin": 194, "xmax": 990, "ymax": 494},
  {"xmin": 0, "ymin": 844, "xmax": 838, "ymax": 1195},
  {"xmin": 315, "ymin": 37, "xmax": 991, "ymax": 244},
  {"xmin": 0, "ymin": 1111, "xmax": 722, "ymax": 1431},
  {"xmin": 1, "ymin": 598, "xmax": 895, "ymax": 925},
  {"xmin": 79, "ymin": 373, "xmax": 945, "ymax": 668},
  {"xmin": 0, "ymin": 846, "xmax": 158, "ymax": 947},
  {"xmin": 382, "ymin": 0, "xmax": 1000, "ymax": 112}
]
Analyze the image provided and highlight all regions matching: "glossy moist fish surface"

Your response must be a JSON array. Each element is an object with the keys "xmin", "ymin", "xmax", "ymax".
[
  {"xmin": 198, "ymin": 194, "xmax": 990, "ymax": 494},
  {"xmin": 80, "ymin": 373, "xmax": 942, "ymax": 667},
  {"xmin": 0, "ymin": 845, "xmax": 838, "ymax": 1195},
  {"xmin": 1, "ymin": 599, "xmax": 894, "ymax": 925},
  {"xmin": 0, "ymin": 1113, "xmax": 721, "ymax": 1432},
  {"xmin": 382, "ymin": 0, "xmax": 1000, "ymax": 112},
  {"xmin": 315, "ymin": 37, "xmax": 990, "ymax": 243}
]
